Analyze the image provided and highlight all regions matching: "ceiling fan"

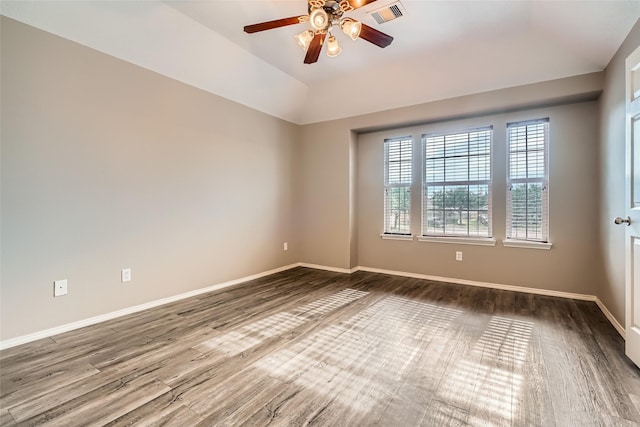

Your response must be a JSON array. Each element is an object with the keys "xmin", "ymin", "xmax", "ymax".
[{"xmin": 243, "ymin": 0, "xmax": 394, "ymax": 64}]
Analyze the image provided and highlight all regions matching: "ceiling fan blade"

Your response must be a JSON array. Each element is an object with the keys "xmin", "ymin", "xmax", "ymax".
[
  {"xmin": 343, "ymin": 0, "xmax": 378, "ymax": 10},
  {"xmin": 304, "ymin": 33, "xmax": 326, "ymax": 64},
  {"xmin": 359, "ymin": 23, "xmax": 393, "ymax": 48},
  {"xmin": 244, "ymin": 16, "xmax": 308, "ymax": 34}
]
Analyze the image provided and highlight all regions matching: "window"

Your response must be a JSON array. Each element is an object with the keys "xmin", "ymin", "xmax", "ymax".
[
  {"xmin": 422, "ymin": 127, "xmax": 492, "ymax": 238},
  {"xmin": 384, "ymin": 137, "xmax": 412, "ymax": 235},
  {"xmin": 506, "ymin": 119, "xmax": 549, "ymax": 242}
]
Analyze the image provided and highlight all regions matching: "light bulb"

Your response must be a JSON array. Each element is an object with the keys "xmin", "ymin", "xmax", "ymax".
[
  {"xmin": 340, "ymin": 18, "xmax": 361, "ymax": 40},
  {"xmin": 295, "ymin": 30, "xmax": 314, "ymax": 50},
  {"xmin": 309, "ymin": 8, "xmax": 329, "ymax": 31},
  {"xmin": 326, "ymin": 35, "xmax": 342, "ymax": 57}
]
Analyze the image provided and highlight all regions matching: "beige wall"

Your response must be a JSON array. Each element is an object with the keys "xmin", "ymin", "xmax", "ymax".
[
  {"xmin": 296, "ymin": 124, "xmax": 354, "ymax": 268},
  {"xmin": 599, "ymin": 20, "xmax": 640, "ymax": 325},
  {"xmin": 358, "ymin": 102, "xmax": 601, "ymax": 294},
  {"xmin": 0, "ymin": 17, "xmax": 299, "ymax": 341}
]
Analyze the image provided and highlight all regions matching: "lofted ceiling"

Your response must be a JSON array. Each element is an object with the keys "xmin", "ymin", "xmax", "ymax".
[{"xmin": 2, "ymin": 1, "xmax": 639, "ymax": 124}]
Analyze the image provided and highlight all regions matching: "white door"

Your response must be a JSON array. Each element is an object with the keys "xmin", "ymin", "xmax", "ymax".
[{"xmin": 624, "ymin": 44, "xmax": 640, "ymax": 366}]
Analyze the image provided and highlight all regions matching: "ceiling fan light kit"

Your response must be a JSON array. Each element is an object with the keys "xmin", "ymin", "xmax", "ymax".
[
  {"xmin": 340, "ymin": 18, "xmax": 362, "ymax": 40},
  {"xmin": 310, "ymin": 7, "xmax": 330, "ymax": 30},
  {"xmin": 295, "ymin": 29, "xmax": 315, "ymax": 50},
  {"xmin": 243, "ymin": 0, "xmax": 395, "ymax": 64},
  {"xmin": 326, "ymin": 35, "xmax": 343, "ymax": 57}
]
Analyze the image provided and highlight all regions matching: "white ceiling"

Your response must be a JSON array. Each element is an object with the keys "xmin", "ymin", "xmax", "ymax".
[{"xmin": 2, "ymin": 1, "xmax": 639, "ymax": 124}]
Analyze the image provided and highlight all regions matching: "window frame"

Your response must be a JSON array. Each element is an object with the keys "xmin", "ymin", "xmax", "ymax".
[
  {"xmin": 505, "ymin": 118, "xmax": 551, "ymax": 247},
  {"xmin": 421, "ymin": 126, "xmax": 494, "ymax": 241}
]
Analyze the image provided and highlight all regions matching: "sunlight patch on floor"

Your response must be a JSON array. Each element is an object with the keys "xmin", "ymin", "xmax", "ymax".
[
  {"xmin": 256, "ymin": 296, "xmax": 463, "ymax": 412},
  {"xmin": 431, "ymin": 316, "xmax": 534, "ymax": 426},
  {"xmin": 194, "ymin": 289, "xmax": 368, "ymax": 356},
  {"xmin": 293, "ymin": 289, "xmax": 369, "ymax": 318}
]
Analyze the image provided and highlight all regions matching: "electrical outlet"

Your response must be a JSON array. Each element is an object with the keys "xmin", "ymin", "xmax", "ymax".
[
  {"xmin": 54, "ymin": 279, "xmax": 68, "ymax": 297},
  {"xmin": 456, "ymin": 251, "xmax": 463, "ymax": 261},
  {"xmin": 284, "ymin": 242, "xmax": 288, "ymax": 251},
  {"xmin": 121, "ymin": 268, "xmax": 132, "ymax": 283}
]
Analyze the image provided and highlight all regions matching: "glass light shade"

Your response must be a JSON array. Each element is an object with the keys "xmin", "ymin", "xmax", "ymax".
[
  {"xmin": 341, "ymin": 18, "xmax": 361, "ymax": 40},
  {"xmin": 295, "ymin": 30, "xmax": 314, "ymax": 50},
  {"xmin": 326, "ymin": 35, "xmax": 342, "ymax": 57},
  {"xmin": 309, "ymin": 8, "xmax": 329, "ymax": 31}
]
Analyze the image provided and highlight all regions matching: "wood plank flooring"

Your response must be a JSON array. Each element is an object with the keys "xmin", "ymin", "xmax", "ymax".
[{"xmin": 2, "ymin": 267, "xmax": 640, "ymax": 426}]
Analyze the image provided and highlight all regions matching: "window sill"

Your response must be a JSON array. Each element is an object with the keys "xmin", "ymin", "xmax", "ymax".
[
  {"xmin": 380, "ymin": 234, "xmax": 414, "ymax": 241},
  {"xmin": 502, "ymin": 239, "xmax": 552, "ymax": 250},
  {"xmin": 417, "ymin": 236, "xmax": 496, "ymax": 246}
]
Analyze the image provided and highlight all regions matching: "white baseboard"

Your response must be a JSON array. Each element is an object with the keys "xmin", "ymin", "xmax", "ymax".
[
  {"xmin": 0, "ymin": 263, "xmax": 300, "ymax": 351},
  {"xmin": 355, "ymin": 266, "xmax": 596, "ymax": 300},
  {"xmin": 298, "ymin": 262, "xmax": 357, "ymax": 274},
  {"xmin": 1, "ymin": 262, "xmax": 625, "ymax": 350},
  {"xmin": 594, "ymin": 298, "xmax": 625, "ymax": 338}
]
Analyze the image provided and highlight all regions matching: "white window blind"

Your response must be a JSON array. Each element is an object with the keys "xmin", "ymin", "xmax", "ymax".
[
  {"xmin": 506, "ymin": 119, "xmax": 549, "ymax": 242},
  {"xmin": 423, "ymin": 128, "xmax": 492, "ymax": 237},
  {"xmin": 384, "ymin": 137, "xmax": 412, "ymax": 235}
]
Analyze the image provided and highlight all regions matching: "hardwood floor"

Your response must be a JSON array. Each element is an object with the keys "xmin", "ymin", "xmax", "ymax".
[{"xmin": 2, "ymin": 267, "xmax": 640, "ymax": 426}]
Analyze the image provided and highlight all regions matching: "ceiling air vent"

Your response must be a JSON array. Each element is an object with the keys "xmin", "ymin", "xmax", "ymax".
[{"xmin": 369, "ymin": 1, "xmax": 405, "ymax": 25}]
